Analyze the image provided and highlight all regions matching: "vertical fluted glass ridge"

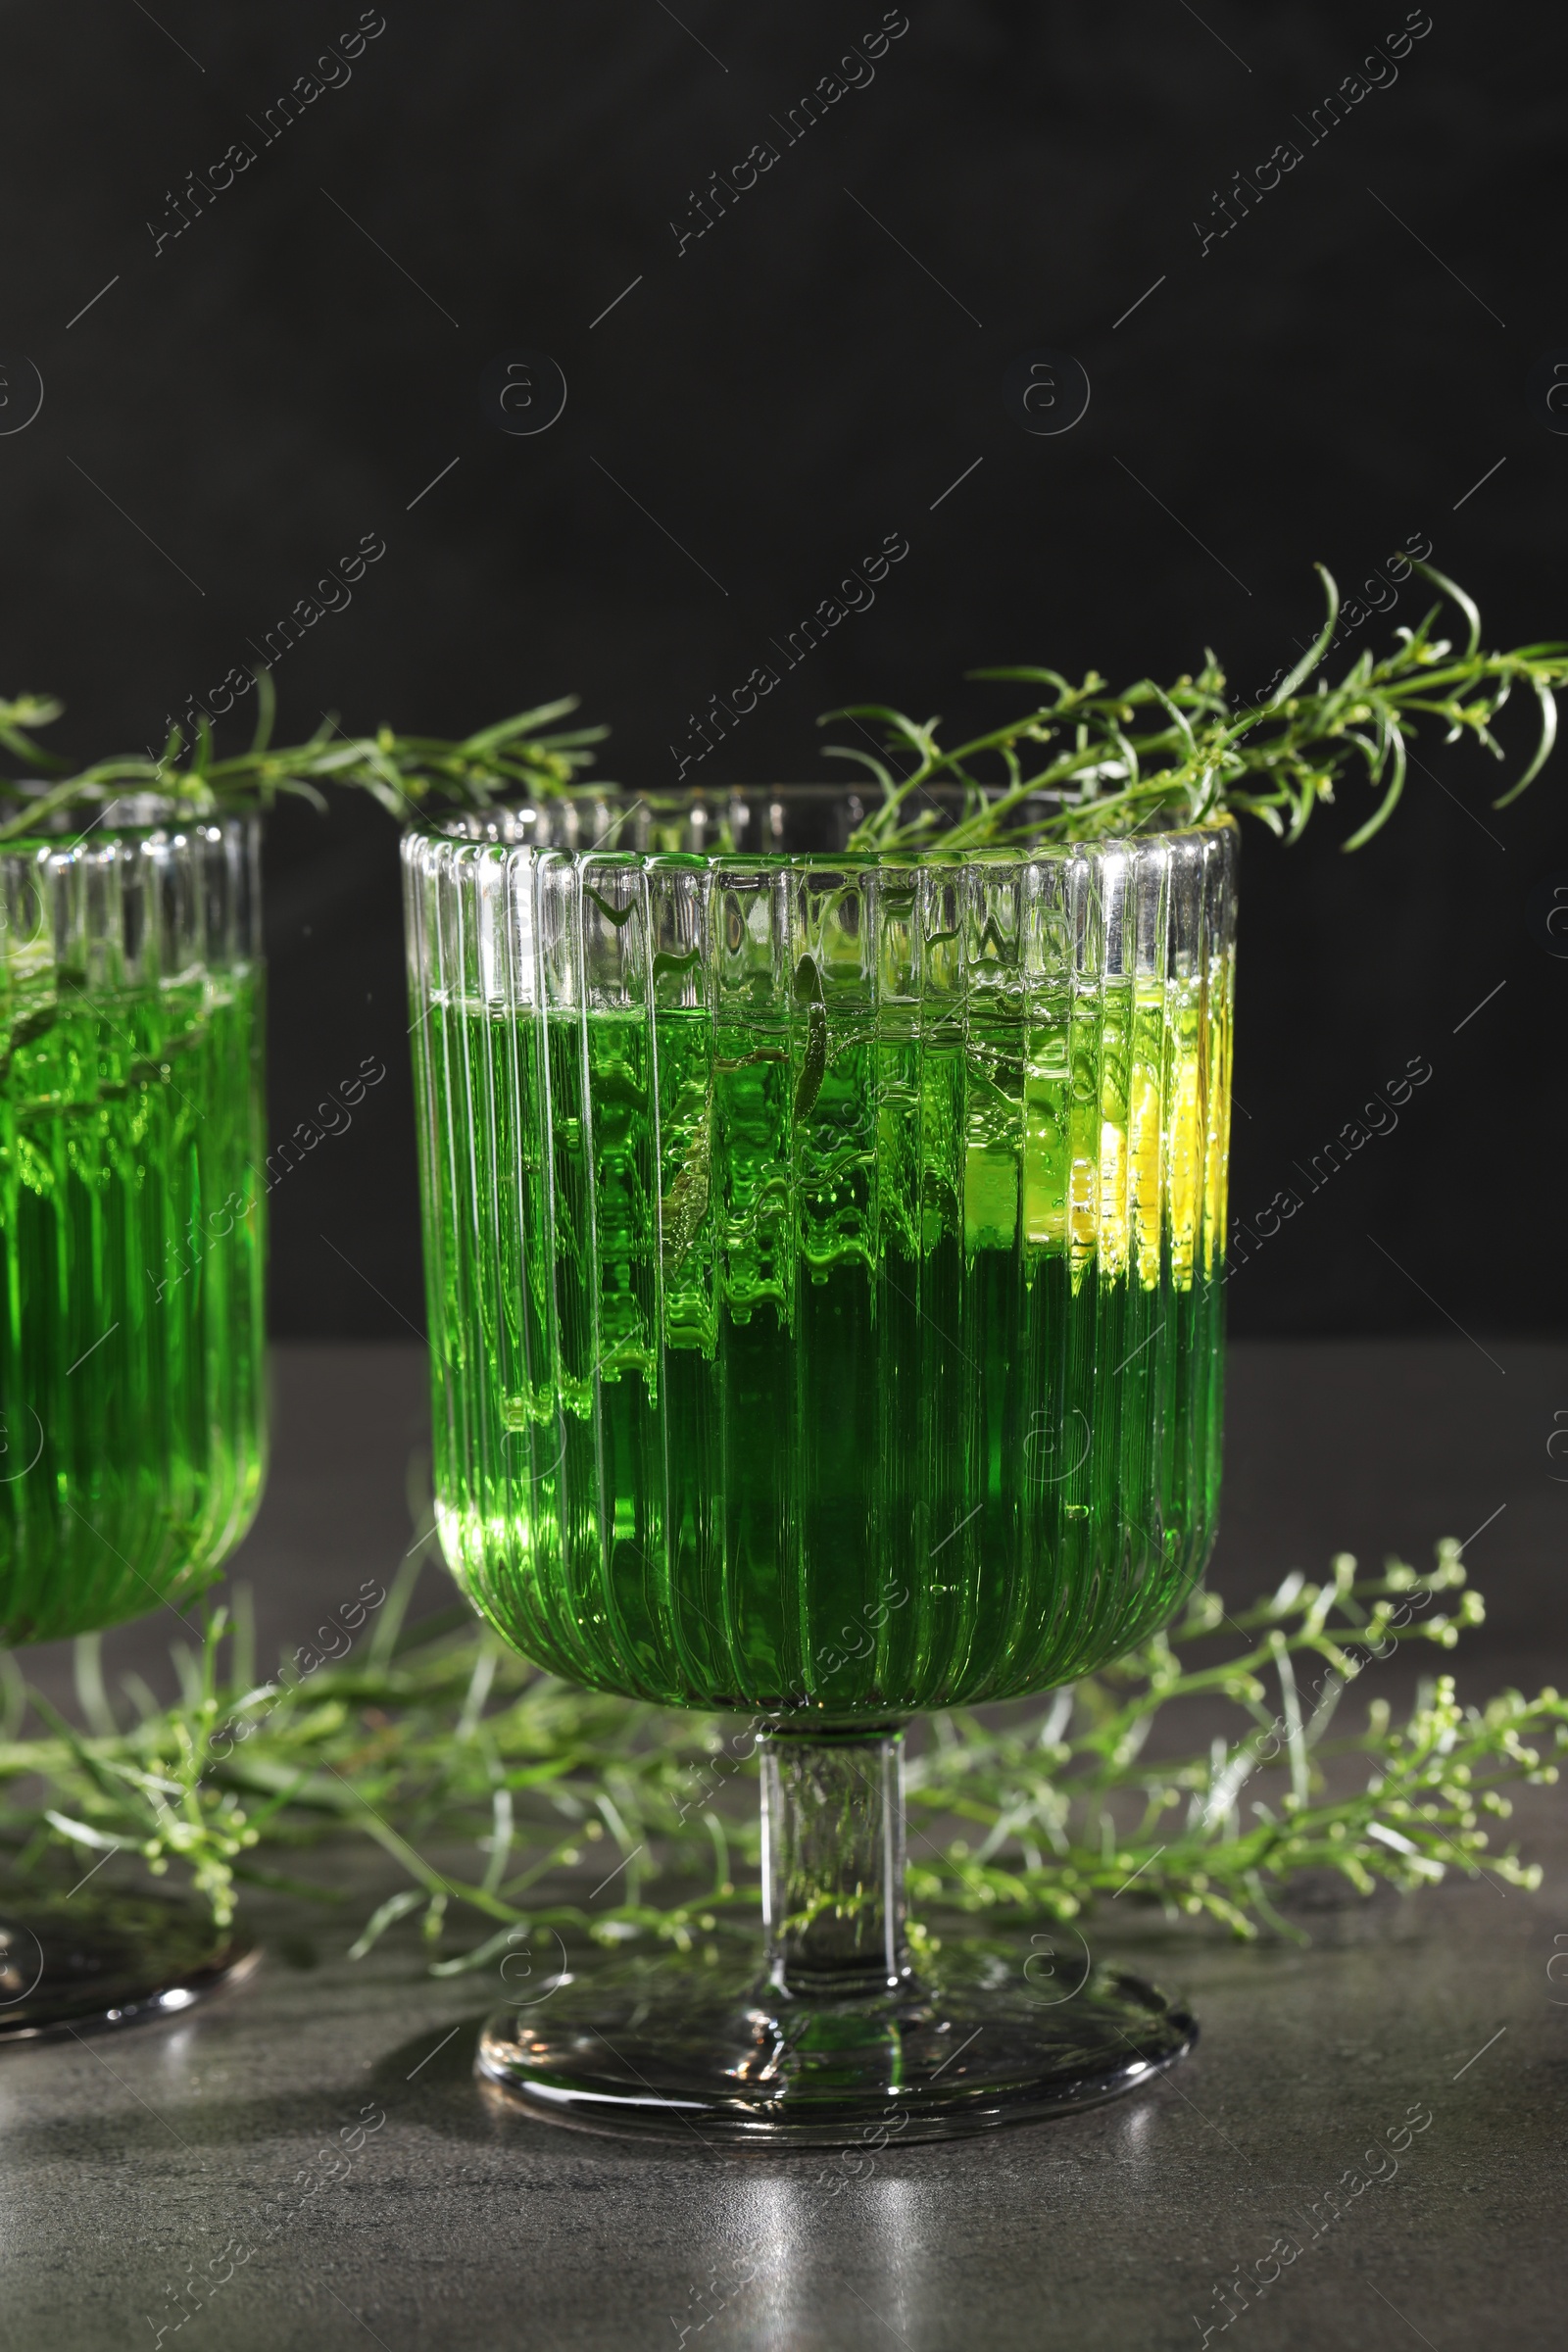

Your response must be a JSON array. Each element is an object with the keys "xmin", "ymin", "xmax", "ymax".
[{"xmin": 406, "ymin": 802, "xmax": 1236, "ymax": 1720}]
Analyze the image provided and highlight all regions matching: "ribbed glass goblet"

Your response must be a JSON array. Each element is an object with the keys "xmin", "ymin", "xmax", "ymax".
[
  {"xmin": 0, "ymin": 810, "xmax": 266, "ymax": 2036},
  {"xmin": 406, "ymin": 787, "xmax": 1236, "ymax": 2140}
]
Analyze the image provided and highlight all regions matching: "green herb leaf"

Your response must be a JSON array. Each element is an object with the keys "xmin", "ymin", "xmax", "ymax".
[
  {"xmin": 0, "ymin": 688, "xmax": 611, "ymax": 844},
  {"xmin": 825, "ymin": 565, "xmax": 1568, "ymax": 854}
]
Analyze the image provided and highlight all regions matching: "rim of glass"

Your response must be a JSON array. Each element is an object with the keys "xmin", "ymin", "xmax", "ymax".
[
  {"xmin": 417, "ymin": 786, "xmax": 1238, "ymax": 867},
  {"xmin": 0, "ymin": 800, "xmax": 252, "ymax": 858}
]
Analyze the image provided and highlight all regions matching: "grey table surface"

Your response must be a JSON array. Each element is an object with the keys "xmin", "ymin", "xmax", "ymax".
[{"xmin": 6, "ymin": 1338, "xmax": 1566, "ymax": 2352}]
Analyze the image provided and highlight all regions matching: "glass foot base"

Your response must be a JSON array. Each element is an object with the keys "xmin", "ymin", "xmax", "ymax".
[
  {"xmin": 0, "ymin": 1891, "xmax": 256, "ymax": 2041},
  {"xmin": 476, "ymin": 1936, "xmax": 1196, "ymax": 2145}
]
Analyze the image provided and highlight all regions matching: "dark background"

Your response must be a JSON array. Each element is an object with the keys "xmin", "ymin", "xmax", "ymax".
[{"xmin": 2, "ymin": 0, "xmax": 1564, "ymax": 1340}]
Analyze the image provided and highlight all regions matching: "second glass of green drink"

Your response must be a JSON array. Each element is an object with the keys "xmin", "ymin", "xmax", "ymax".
[
  {"xmin": 0, "ymin": 808, "xmax": 267, "ymax": 2034},
  {"xmin": 405, "ymin": 787, "xmax": 1235, "ymax": 2141}
]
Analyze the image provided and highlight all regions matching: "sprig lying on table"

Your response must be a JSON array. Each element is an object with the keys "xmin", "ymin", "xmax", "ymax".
[
  {"xmin": 0, "ymin": 1540, "xmax": 1559, "ymax": 1963},
  {"xmin": 0, "ymin": 670, "xmax": 607, "ymax": 843},
  {"xmin": 827, "ymin": 564, "xmax": 1568, "ymax": 852}
]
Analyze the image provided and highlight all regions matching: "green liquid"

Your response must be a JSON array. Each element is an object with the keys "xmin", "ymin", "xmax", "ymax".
[
  {"xmin": 0, "ymin": 967, "xmax": 268, "ymax": 1643},
  {"xmin": 421, "ymin": 983, "xmax": 1228, "ymax": 1720}
]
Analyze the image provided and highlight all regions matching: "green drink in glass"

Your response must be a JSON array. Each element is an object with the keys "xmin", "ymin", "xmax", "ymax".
[
  {"xmin": 407, "ymin": 788, "xmax": 1235, "ymax": 2139},
  {"xmin": 0, "ymin": 811, "xmax": 266, "ymax": 2034}
]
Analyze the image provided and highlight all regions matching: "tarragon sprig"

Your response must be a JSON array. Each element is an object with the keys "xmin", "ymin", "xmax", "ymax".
[
  {"xmin": 904, "ymin": 1541, "xmax": 1559, "ymax": 1939},
  {"xmin": 827, "ymin": 564, "xmax": 1568, "ymax": 853},
  {"xmin": 1, "ymin": 1530, "xmax": 1560, "ymax": 1959},
  {"xmin": 0, "ymin": 669, "xmax": 608, "ymax": 845}
]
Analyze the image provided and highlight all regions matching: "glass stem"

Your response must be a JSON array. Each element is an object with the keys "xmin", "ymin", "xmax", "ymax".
[{"xmin": 760, "ymin": 1725, "xmax": 910, "ymax": 2000}]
